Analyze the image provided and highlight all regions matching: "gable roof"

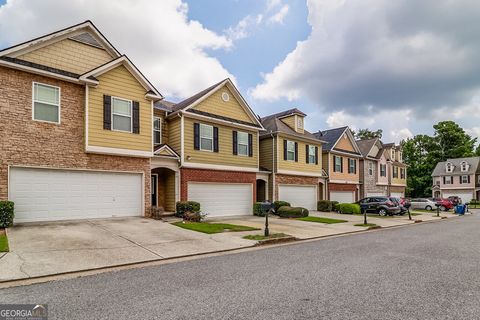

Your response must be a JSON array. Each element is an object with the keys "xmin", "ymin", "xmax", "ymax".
[
  {"xmin": 356, "ymin": 138, "xmax": 378, "ymax": 158},
  {"xmin": 315, "ymin": 126, "xmax": 362, "ymax": 155},
  {"xmin": 168, "ymin": 78, "xmax": 264, "ymax": 129},
  {"xmin": 260, "ymin": 110, "xmax": 325, "ymax": 143},
  {"xmin": 153, "ymin": 144, "xmax": 180, "ymax": 158},
  {"xmin": 79, "ymin": 55, "xmax": 162, "ymax": 99},
  {"xmin": 432, "ymin": 157, "xmax": 480, "ymax": 176},
  {"xmin": 267, "ymin": 108, "xmax": 307, "ymax": 119}
]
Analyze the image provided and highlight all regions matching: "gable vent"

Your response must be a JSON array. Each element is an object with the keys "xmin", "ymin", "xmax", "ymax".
[{"xmin": 69, "ymin": 32, "xmax": 104, "ymax": 49}]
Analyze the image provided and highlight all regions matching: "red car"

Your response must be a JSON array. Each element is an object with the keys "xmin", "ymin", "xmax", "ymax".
[{"xmin": 433, "ymin": 198, "xmax": 454, "ymax": 211}]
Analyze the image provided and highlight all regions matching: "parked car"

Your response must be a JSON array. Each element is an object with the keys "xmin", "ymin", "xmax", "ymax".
[
  {"xmin": 358, "ymin": 197, "xmax": 401, "ymax": 216},
  {"xmin": 390, "ymin": 197, "xmax": 408, "ymax": 215},
  {"xmin": 410, "ymin": 198, "xmax": 437, "ymax": 211},
  {"xmin": 447, "ymin": 196, "xmax": 462, "ymax": 205},
  {"xmin": 431, "ymin": 198, "xmax": 454, "ymax": 211}
]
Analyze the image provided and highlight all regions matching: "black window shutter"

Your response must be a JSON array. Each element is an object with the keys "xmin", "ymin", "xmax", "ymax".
[
  {"xmin": 354, "ymin": 159, "xmax": 357, "ymax": 174},
  {"xmin": 232, "ymin": 131, "xmax": 238, "ymax": 155},
  {"xmin": 348, "ymin": 159, "xmax": 351, "ymax": 174},
  {"xmin": 443, "ymin": 176, "xmax": 446, "ymax": 184},
  {"xmin": 315, "ymin": 147, "xmax": 318, "ymax": 165},
  {"xmin": 103, "ymin": 95, "xmax": 111, "ymax": 130},
  {"xmin": 294, "ymin": 142, "xmax": 298, "ymax": 162},
  {"xmin": 305, "ymin": 145, "xmax": 309, "ymax": 163},
  {"xmin": 248, "ymin": 133, "xmax": 253, "ymax": 157},
  {"xmin": 468, "ymin": 175, "xmax": 471, "ymax": 183},
  {"xmin": 213, "ymin": 127, "xmax": 219, "ymax": 152},
  {"xmin": 132, "ymin": 101, "xmax": 140, "ymax": 134},
  {"xmin": 283, "ymin": 140, "xmax": 287, "ymax": 160},
  {"xmin": 459, "ymin": 176, "xmax": 462, "ymax": 184},
  {"xmin": 340, "ymin": 157, "xmax": 343, "ymax": 173},
  {"xmin": 193, "ymin": 123, "xmax": 200, "ymax": 150}
]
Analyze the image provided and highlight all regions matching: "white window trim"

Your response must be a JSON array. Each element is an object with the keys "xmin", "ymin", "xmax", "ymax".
[
  {"xmin": 445, "ymin": 176, "xmax": 452, "ymax": 184},
  {"xmin": 297, "ymin": 118, "xmax": 303, "ymax": 129},
  {"xmin": 446, "ymin": 162, "xmax": 453, "ymax": 173},
  {"xmin": 461, "ymin": 162, "xmax": 468, "ymax": 172},
  {"xmin": 199, "ymin": 123, "xmax": 214, "ymax": 152},
  {"xmin": 391, "ymin": 149, "xmax": 395, "ymax": 159},
  {"xmin": 111, "ymin": 96, "xmax": 133, "ymax": 133},
  {"xmin": 286, "ymin": 140, "xmax": 295, "ymax": 161},
  {"xmin": 153, "ymin": 116, "xmax": 162, "ymax": 145},
  {"xmin": 237, "ymin": 131, "xmax": 249, "ymax": 156},
  {"xmin": 32, "ymin": 82, "xmax": 61, "ymax": 124},
  {"xmin": 308, "ymin": 145, "xmax": 316, "ymax": 164},
  {"xmin": 368, "ymin": 162, "xmax": 373, "ymax": 175},
  {"xmin": 349, "ymin": 158, "xmax": 356, "ymax": 173},
  {"xmin": 461, "ymin": 175, "xmax": 469, "ymax": 183},
  {"xmin": 334, "ymin": 155, "xmax": 342, "ymax": 172}
]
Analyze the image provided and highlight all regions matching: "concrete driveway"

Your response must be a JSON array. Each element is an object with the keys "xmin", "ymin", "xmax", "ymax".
[{"xmin": 0, "ymin": 217, "xmax": 254, "ymax": 282}]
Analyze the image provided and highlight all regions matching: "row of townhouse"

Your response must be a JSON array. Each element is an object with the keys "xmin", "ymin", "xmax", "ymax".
[
  {"xmin": 0, "ymin": 21, "xmax": 407, "ymax": 223},
  {"xmin": 431, "ymin": 157, "xmax": 480, "ymax": 203}
]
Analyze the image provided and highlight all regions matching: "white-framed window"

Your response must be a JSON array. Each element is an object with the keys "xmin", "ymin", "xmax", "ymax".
[
  {"xmin": 200, "ymin": 123, "xmax": 214, "ymax": 151},
  {"xmin": 399, "ymin": 151, "xmax": 403, "ymax": 162},
  {"xmin": 391, "ymin": 149, "xmax": 395, "ymax": 160},
  {"xmin": 308, "ymin": 145, "xmax": 316, "ymax": 164},
  {"xmin": 445, "ymin": 176, "xmax": 453, "ymax": 184},
  {"xmin": 334, "ymin": 155, "xmax": 342, "ymax": 172},
  {"xmin": 348, "ymin": 158, "xmax": 356, "ymax": 174},
  {"xmin": 237, "ymin": 131, "xmax": 249, "ymax": 156},
  {"xmin": 380, "ymin": 164, "xmax": 387, "ymax": 177},
  {"xmin": 286, "ymin": 140, "xmax": 295, "ymax": 161},
  {"xmin": 111, "ymin": 97, "xmax": 132, "ymax": 132},
  {"xmin": 446, "ymin": 162, "xmax": 453, "ymax": 173},
  {"xmin": 393, "ymin": 166, "xmax": 399, "ymax": 178},
  {"xmin": 153, "ymin": 117, "xmax": 162, "ymax": 145},
  {"xmin": 461, "ymin": 161, "xmax": 468, "ymax": 172},
  {"xmin": 297, "ymin": 118, "xmax": 303, "ymax": 129},
  {"xmin": 32, "ymin": 82, "xmax": 60, "ymax": 124},
  {"xmin": 368, "ymin": 162, "xmax": 373, "ymax": 175},
  {"xmin": 461, "ymin": 175, "xmax": 469, "ymax": 183},
  {"xmin": 400, "ymin": 168, "xmax": 405, "ymax": 179}
]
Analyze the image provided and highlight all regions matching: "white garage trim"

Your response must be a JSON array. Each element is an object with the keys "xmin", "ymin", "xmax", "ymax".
[
  {"xmin": 187, "ymin": 182, "xmax": 253, "ymax": 217},
  {"xmin": 330, "ymin": 191, "xmax": 355, "ymax": 203},
  {"xmin": 8, "ymin": 165, "xmax": 144, "ymax": 222},
  {"xmin": 278, "ymin": 184, "xmax": 317, "ymax": 210}
]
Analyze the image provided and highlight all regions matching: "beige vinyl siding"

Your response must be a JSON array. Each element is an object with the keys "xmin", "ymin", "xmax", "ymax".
[
  {"xmin": 280, "ymin": 115, "xmax": 296, "ymax": 131},
  {"xmin": 165, "ymin": 172, "xmax": 176, "ymax": 211},
  {"xmin": 18, "ymin": 38, "xmax": 112, "ymax": 74},
  {"xmin": 183, "ymin": 117, "xmax": 258, "ymax": 168},
  {"xmin": 194, "ymin": 86, "xmax": 255, "ymax": 124},
  {"xmin": 168, "ymin": 118, "xmax": 181, "ymax": 155},
  {"xmin": 277, "ymin": 136, "xmax": 322, "ymax": 173},
  {"xmin": 87, "ymin": 65, "xmax": 152, "ymax": 152},
  {"xmin": 259, "ymin": 137, "xmax": 275, "ymax": 171},
  {"xmin": 322, "ymin": 153, "xmax": 329, "ymax": 173},
  {"xmin": 328, "ymin": 153, "xmax": 360, "ymax": 183},
  {"xmin": 153, "ymin": 109, "xmax": 168, "ymax": 145},
  {"xmin": 392, "ymin": 166, "xmax": 407, "ymax": 185},
  {"xmin": 335, "ymin": 134, "xmax": 356, "ymax": 152}
]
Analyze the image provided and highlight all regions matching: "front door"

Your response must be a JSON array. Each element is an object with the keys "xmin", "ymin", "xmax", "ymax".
[{"xmin": 151, "ymin": 175, "xmax": 158, "ymax": 207}]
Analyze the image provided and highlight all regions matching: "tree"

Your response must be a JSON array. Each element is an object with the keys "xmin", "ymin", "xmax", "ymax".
[
  {"xmin": 354, "ymin": 128, "xmax": 383, "ymax": 140},
  {"xmin": 433, "ymin": 121, "xmax": 477, "ymax": 160}
]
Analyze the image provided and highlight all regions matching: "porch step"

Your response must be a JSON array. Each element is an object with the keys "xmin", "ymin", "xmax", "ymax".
[{"xmin": 150, "ymin": 206, "xmax": 176, "ymax": 219}]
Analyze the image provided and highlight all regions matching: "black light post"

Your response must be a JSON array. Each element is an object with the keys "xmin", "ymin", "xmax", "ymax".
[
  {"xmin": 262, "ymin": 201, "xmax": 272, "ymax": 237},
  {"xmin": 435, "ymin": 203, "xmax": 440, "ymax": 217},
  {"xmin": 265, "ymin": 208, "xmax": 270, "ymax": 237},
  {"xmin": 362, "ymin": 205, "xmax": 367, "ymax": 225}
]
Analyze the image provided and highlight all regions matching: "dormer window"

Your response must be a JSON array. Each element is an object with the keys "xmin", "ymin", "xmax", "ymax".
[
  {"xmin": 297, "ymin": 118, "xmax": 303, "ymax": 129},
  {"xmin": 460, "ymin": 161, "xmax": 468, "ymax": 172},
  {"xmin": 446, "ymin": 162, "xmax": 453, "ymax": 173},
  {"xmin": 399, "ymin": 151, "xmax": 403, "ymax": 162},
  {"xmin": 391, "ymin": 149, "xmax": 395, "ymax": 160}
]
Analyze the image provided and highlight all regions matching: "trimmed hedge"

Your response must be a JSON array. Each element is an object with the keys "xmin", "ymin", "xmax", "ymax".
[
  {"xmin": 0, "ymin": 201, "xmax": 14, "ymax": 228},
  {"xmin": 253, "ymin": 202, "xmax": 264, "ymax": 216},
  {"xmin": 317, "ymin": 200, "xmax": 340, "ymax": 212},
  {"xmin": 273, "ymin": 201, "xmax": 291, "ymax": 213},
  {"xmin": 175, "ymin": 201, "xmax": 200, "ymax": 217},
  {"xmin": 331, "ymin": 201, "xmax": 339, "ymax": 212},
  {"xmin": 337, "ymin": 203, "xmax": 361, "ymax": 214},
  {"xmin": 277, "ymin": 206, "xmax": 309, "ymax": 218}
]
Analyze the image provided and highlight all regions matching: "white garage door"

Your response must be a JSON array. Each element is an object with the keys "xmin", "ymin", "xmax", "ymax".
[
  {"xmin": 391, "ymin": 192, "xmax": 404, "ymax": 198},
  {"xmin": 330, "ymin": 191, "xmax": 355, "ymax": 203},
  {"xmin": 443, "ymin": 191, "xmax": 474, "ymax": 204},
  {"xmin": 9, "ymin": 167, "xmax": 143, "ymax": 222},
  {"xmin": 188, "ymin": 183, "xmax": 252, "ymax": 217},
  {"xmin": 278, "ymin": 185, "xmax": 317, "ymax": 210},
  {"xmin": 366, "ymin": 192, "xmax": 386, "ymax": 197}
]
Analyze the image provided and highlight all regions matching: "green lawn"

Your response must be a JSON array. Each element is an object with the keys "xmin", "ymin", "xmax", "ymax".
[
  {"xmin": 354, "ymin": 223, "xmax": 379, "ymax": 228},
  {"xmin": 411, "ymin": 209, "xmax": 445, "ymax": 214},
  {"xmin": 172, "ymin": 222, "xmax": 259, "ymax": 234},
  {"xmin": 0, "ymin": 233, "xmax": 9, "ymax": 252},
  {"xmin": 353, "ymin": 213, "xmax": 393, "ymax": 218},
  {"xmin": 296, "ymin": 216, "xmax": 347, "ymax": 224},
  {"xmin": 243, "ymin": 233, "xmax": 289, "ymax": 241}
]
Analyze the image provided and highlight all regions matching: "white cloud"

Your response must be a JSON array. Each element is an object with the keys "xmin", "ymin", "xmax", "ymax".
[
  {"xmin": 391, "ymin": 128, "xmax": 413, "ymax": 142},
  {"xmin": 0, "ymin": 0, "xmax": 234, "ymax": 99},
  {"xmin": 266, "ymin": 0, "xmax": 282, "ymax": 11},
  {"xmin": 267, "ymin": 4, "xmax": 289, "ymax": 25},
  {"xmin": 225, "ymin": 14, "xmax": 263, "ymax": 41}
]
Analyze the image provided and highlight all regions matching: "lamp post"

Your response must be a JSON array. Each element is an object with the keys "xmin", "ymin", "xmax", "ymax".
[
  {"xmin": 262, "ymin": 201, "xmax": 272, "ymax": 237},
  {"xmin": 435, "ymin": 203, "xmax": 440, "ymax": 217}
]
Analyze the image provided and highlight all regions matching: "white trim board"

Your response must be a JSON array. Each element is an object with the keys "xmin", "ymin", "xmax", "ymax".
[
  {"xmin": 85, "ymin": 145, "xmax": 153, "ymax": 158},
  {"xmin": 181, "ymin": 162, "xmax": 259, "ymax": 173}
]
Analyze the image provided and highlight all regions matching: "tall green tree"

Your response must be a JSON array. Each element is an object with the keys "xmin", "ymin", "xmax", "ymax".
[
  {"xmin": 433, "ymin": 121, "xmax": 476, "ymax": 160},
  {"xmin": 354, "ymin": 128, "xmax": 383, "ymax": 140}
]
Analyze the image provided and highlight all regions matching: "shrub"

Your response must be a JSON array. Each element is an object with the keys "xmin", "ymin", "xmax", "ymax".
[
  {"xmin": 0, "ymin": 201, "xmax": 14, "ymax": 228},
  {"xmin": 182, "ymin": 211, "xmax": 204, "ymax": 222},
  {"xmin": 273, "ymin": 201, "xmax": 291, "ymax": 213},
  {"xmin": 277, "ymin": 206, "xmax": 309, "ymax": 218},
  {"xmin": 317, "ymin": 200, "xmax": 340, "ymax": 212},
  {"xmin": 253, "ymin": 202, "xmax": 264, "ymax": 216},
  {"xmin": 331, "ymin": 201, "xmax": 339, "ymax": 212},
  {"xmin": 175, "ymin": 201, "xmax": 200, "ymax": 217},
  {"xmin": 337, "ymin": 203, "xmax": 361, "ymax": 214}
]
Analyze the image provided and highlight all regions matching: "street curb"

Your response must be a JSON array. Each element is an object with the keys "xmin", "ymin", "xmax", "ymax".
[{"xmin": 0, "ymin": 214, "xmax": 463, "ymax": 288}]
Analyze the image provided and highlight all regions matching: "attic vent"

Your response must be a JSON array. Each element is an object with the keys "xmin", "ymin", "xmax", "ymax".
[
  {"xmin": 221, "ymin": 92, "xmax": 230, "ymax": 102},
  {"xmin": 69, "ymin": 32, "xmax": 104, "ymax": 49}
]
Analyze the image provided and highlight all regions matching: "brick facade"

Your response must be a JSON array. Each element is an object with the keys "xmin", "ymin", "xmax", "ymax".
[
  {"xmin": 360, "ymin": 159, "xmax": 387, "ymax": 198},
  {"xmin": 274, "ymin": 174, "xmax": 320, "ymax": 201},
  {"xmin": 180, "ymin": 168, "xmax": 256, "ymax": 201},
  {"xmin": 0, "ymin": 66, "xmax": 151, "ymax": 215}
]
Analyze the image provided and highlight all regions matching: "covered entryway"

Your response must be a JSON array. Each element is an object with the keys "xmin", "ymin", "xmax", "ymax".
[
  {"xmin": 330, "ymin": 191, "xmax": 355, "ymax": 203},
  {"xmin": 278, "ymin": 185, "xmax": 317, "ymax": 210},
  {"xmin": 9, "ymin": 167, "xmax": 143, "ymax": 223},
  {"xmin": 443, "ymin": 191, "xmax": 474, "ymax": 204},
  {"xmin": 151, "ymin": 168, "xmax": 177, "ymax": 212},
  {"xmin": 188, "ymin": 183, "xmax": 253, "ymax": 217},
  {"xmin": 256, "ymin": 179, "xmax": 267, "ymax": 202}
]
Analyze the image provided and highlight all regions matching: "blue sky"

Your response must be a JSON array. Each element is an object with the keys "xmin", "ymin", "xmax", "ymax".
[{"xmin": 1, "ymin": 0, "xmax": 480, "ymax": 143}]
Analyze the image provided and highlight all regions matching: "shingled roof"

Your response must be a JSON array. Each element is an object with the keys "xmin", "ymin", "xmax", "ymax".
[
  {"xmin": 314, "ymin": 126, "xmax": 348, "ymax": 151},
  {"xmin": 356, "ymin": 138, "xmax": 378, "ymax": 158},
  {"xmin": 432, "ymin": 157, "xmax": 480, "ymax": 176}
]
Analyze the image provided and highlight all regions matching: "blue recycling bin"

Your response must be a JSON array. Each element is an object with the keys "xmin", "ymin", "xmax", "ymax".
[{"xmin": 455, "ymin": 204, "xmax": 466, "ymax": 215}]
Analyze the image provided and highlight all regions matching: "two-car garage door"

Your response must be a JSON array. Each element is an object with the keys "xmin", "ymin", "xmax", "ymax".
[{"xmin": 9, "ymin": 167, "xmax": 143, "ymax": 222}]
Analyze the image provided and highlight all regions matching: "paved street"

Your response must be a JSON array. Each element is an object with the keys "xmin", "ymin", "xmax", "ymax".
[{"xmin": 1, "ymin": 214, "xmax": 479, "ymax": 320}]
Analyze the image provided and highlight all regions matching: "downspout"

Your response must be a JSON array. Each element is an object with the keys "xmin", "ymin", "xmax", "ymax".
[{"xmin": 271, "ymin": 131, "xmax": 276, "ymax": 202}]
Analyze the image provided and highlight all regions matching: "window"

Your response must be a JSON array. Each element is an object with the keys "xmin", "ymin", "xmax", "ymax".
[
  {"xmin": 380, "ymin": 164, "xmax": 386, "ymax": 177},
  {"xmin": 33, "ymin": 82, "xmax": 60, "ymax": 123},
  {"xmin": 287, "ymin": 140, "xmax": 295, "ymax": 161},
  {"xmin": 200, "ymin": 124, "xmax": 213, "ymax": 151},
  {"xmin": 399, "ymin": 151, "xmax": 403, "ymax": 162},
  {"xmin": 297, "ymin": 118, "xmax": 303, "ymax": 129},
  {"xmin": 348, "ymin": 158, "xmax": 356, "ymax": 174},
  {"xmin": 308, "ymin": 145, "xmax": 316, "ymax": 164},
  {"xmin": 400, "ymin": 168, "xmax": 405, "ymax": 179},
  {"xmin": 393, "ymin": 167, "xmax": 399, "ymax": 178},
  {"xmin": 446, "ymin": 162, "xmax": 453, "ymax": 173},
  {"xmin": 445, "ymin": 176, "xmax": 452, "ymax": 185},
  {"xmin": 368, "ymin": 162, "xmax": 373, "ymax": 175},
  {"xmin": 461, "ymin": 161, "xmax": 468, "ymax": 172},
  {"xmin": 153, "ymin": 117, "xmax": 161, "ymax": 145},
  {"xmin": 237, "ymin": 131, "xmax": 249, "ymax": 156},
  {"xmin": 435, "ymin": 180, "xmax": 440, "ymax": 186},
  {"xmin": 112, "ymin": 97, "xmax": 132, "ymax": 132},
  {"xmin": 334, "ymin": 156, "xmax": 342, "ymax": 172},
  {"xmin": 461, "ymin": 175, "xmax": 469, "ymax": 184},
  {"xmin": 391, "ymin": 149, "xmax": 395, "ymax": 160}
]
